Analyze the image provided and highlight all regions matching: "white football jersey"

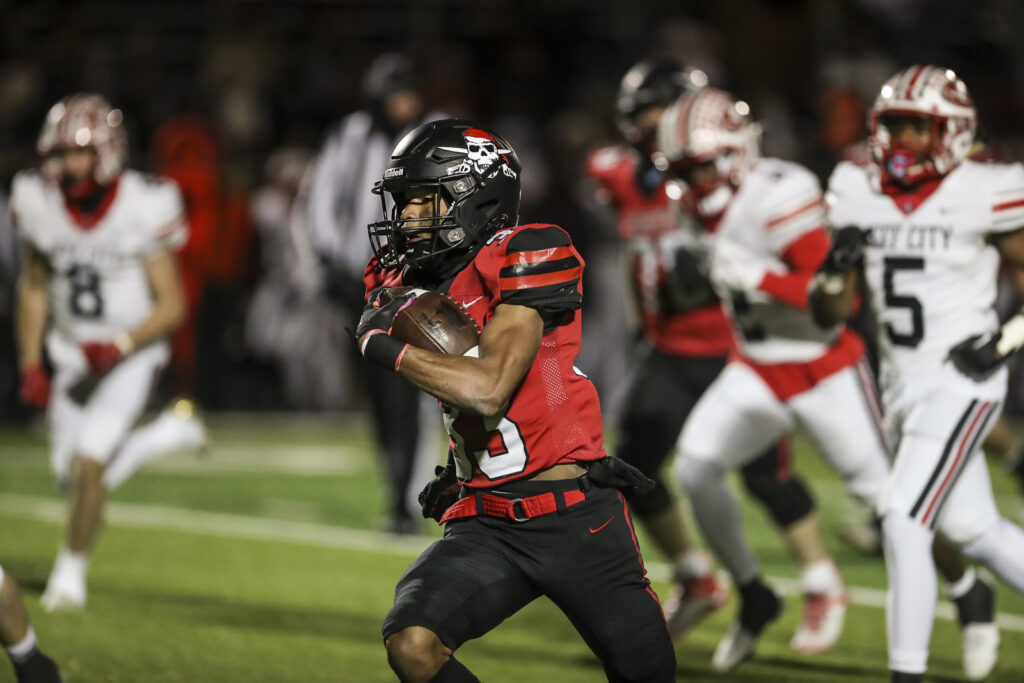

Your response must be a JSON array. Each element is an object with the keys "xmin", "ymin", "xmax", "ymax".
[
  {"xmin": 11, "ymin": 169, "xmax": 187, "ymax": 343},
  {"xmin": 828, "ymin": 159, "xmax": 1024, "ymax": 387},
  {"xmin": 712, "ymin": 158, "xmax": 840, "ymax": 363}
]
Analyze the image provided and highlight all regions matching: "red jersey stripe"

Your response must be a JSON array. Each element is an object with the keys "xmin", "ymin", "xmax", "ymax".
[
  {"xmin": 993, "ymin": 198, "xmax": 1024, "ymax": 212},
  {"xmin": 503, "ymin": 246, "xmax": 577, "ymax": 266},
  {"xmin": 500, "ymin": 266, "xmax": 582, "ymax": 291},
  {"xmin": 766, "ymin": 198, "xmax": 823, "ymax": 229}
]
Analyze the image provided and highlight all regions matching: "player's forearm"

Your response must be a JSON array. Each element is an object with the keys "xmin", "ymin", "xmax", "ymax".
[
  {"xmin": 15, "ymin": 278, "xmax": 48, "ymax": 369},
  {"xmin": 808, "ymin": 269, "xmax": 859, "ymax": 328},
  {"xmin": 398, "ymin": 349, "xmax": 514, "ymax": 418},
  {"xmin": 125, "ymin": 295, "xmax": 186, "ymax": 350}
]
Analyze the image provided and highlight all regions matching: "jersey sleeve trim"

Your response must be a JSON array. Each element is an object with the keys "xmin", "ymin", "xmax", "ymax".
[
  {"xmin": 496, "ymin": 226, "xmax": 583, "ymax": 314},
  {"xmin": 499, "ymin": 248, "xmax": 582, "ymax": 292},
  {"xmin": 766, "ymin": 197, "xmax": 824, "ymax": 229}
]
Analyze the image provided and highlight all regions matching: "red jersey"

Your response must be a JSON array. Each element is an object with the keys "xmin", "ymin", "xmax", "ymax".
[
  {"xmin": 586, "ymin": 145, "xmax": 732, "ymax": 357},
  {"xmin": 364, "ymin": 224, "xmax": 607, "ymax": 488}
]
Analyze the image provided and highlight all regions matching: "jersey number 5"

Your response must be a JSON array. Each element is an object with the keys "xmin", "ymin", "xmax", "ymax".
[
  {"xmin": 445, "ymin": 410, "xmax": 529, "ymax": 480},
  {"xmin": 883, "ymin": 257, "xmax": 924, "ymax": 347},
  {"xmin": 67, "ymin": 264, "xmax": 104, "ymax": 319}
]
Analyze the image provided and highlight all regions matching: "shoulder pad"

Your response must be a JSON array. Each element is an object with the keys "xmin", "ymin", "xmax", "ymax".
[
  {"xmin": 985, "ymin": 161, "xmax": 1024, "ymax": 230},
  {"xmin": 488, "ymin": 224, "xmax": 583, "ymax": 315}
]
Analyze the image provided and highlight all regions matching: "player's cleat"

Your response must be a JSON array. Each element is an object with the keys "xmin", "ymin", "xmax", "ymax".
[
  {"xmin": 890, "ymin": 672, "xmax": 922, "ymax": 683},
  {"xmin": 954, "ymin": 576, "xmax": 999, "ymax": 680},
  {"xmin": 169, "ymin": 398, "xmax": 208, "ymax": 455},
  {"xmin": 40, "ymin": 550, "xmax": 87, "ymax": 612},
  {"xmin": 962, "ymin": 623, "xmax": 999, "ymax": 680},
  {"xmin": 40, "ymin": 573, "xmax": 85, "ymax": 613},
  {"xmin": 13, "ymin": 650, "xmax": 64, "ymax": 683},
  {"xmin": 789, "ymin": 590, "xmax": 848, "ymax": 653},
  {"xmin": 663, "ymin": 573, "xmax": 728, "ymax": 641},
  {"xmin": 711, "ymin": 579, "xmax": 781, "ymax": 672}
]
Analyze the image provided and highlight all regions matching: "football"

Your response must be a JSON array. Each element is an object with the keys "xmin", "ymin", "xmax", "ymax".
[{"xmin": 383, "ymin": 287, "xmax": 481, "ymax": 355}]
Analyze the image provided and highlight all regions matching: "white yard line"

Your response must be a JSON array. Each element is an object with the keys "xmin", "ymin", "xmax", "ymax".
[{"xmin": 2, "ymin": 492, "xmax": 1023, "ymax": 633}]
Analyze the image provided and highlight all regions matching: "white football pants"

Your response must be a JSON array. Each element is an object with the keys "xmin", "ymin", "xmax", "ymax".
[
  {"xmin": 675, "ymin": 358, "xmax": 890, "ymax": 585},
  {"xmin": 879, "ymin": 387, "xmax": 1024, "ymax": 673}
]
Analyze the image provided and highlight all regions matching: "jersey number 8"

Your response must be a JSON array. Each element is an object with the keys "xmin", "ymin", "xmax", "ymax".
[{"xmin": 67, "ymin": 264, "xmax": 104, "ymax": 319}]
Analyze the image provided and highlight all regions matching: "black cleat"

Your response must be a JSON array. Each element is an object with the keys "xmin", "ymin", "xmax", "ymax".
[
  {"xmin": 13, "ymin": 649, "xmax": 64, "ymax": 683},
  {"xmin": 711, "ymin": 579, "xmax": 781, "ymax": 671},
  {"xmin": 890, "ymin": 672, "xmax": 922, "ymax": 683}
]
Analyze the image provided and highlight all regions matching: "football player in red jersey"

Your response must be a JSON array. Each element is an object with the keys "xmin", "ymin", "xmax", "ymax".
[
  {"xmin": 587, "ymin": 58, "xmax": 844, "ymax": 649},
  {"xmin": 357, "ymin": 119, "xmax": 676, "ymax": 682}
]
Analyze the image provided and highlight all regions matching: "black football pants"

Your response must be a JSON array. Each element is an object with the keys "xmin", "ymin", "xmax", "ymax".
[{"xmin": 382, "ymin": 478, "xmax": 676, "ymax": 682}]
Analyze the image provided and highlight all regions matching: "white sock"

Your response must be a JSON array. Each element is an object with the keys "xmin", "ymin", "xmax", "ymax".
[
  {"xmin": 882, "ymin": 512, "xmax": 935, "ymax": 674},
  {"xmin": 5, "ymin": 626, "xmax": 37, "ymax": 662},
  {"xmin": 800, "ymin": 557, "xmax": 843, "ymax": 595},
  {"xmin": 677, "ymin": 458, "xmax": 760, "ymax": 586},
  {"xmin": 674, "ymin": 550, "xmax": 714, "ymax": 583},
  {"xmin": 945, "ymin": 566, "xmax": 977, "ymax": 599},
  {"xmin": 103, "ymin": 410, "xmax": 203, "ymax": 491},
  {"xmin": 52, "ymin": 548, "xmax": 88, "ymax": 581},
  {"xmin": 961, "ymin": 518, "xmax": 1024, "ymax": 593}
]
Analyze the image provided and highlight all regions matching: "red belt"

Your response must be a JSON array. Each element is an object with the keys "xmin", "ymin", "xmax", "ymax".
[{"xmin": 439, "ymin": 488, "xmax": 588, "ymax": 524}]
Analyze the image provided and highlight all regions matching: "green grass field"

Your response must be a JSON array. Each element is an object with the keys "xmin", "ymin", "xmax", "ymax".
[{"xmin": 2, "ymin": 413, "xmax": 1023, "ymax": 682}]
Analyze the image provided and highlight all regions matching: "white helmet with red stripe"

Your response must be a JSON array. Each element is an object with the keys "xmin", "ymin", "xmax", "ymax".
[
  {"xmin": 869, "ymin": 65, "xmax": 976, "ymax": 183},
  {"xmin": 37, "ymin": 93, "xmax": 127, "ymax": 185},
  {"xmin": 656, "ymin": 87, "xmax": 760, "ymax": 218}
]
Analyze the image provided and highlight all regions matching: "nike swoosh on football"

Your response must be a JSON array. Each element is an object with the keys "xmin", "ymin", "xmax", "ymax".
[
  {"xmin": 461, "ymin": 296, "xmax": 484, "ymax": 309},
  {"xmin": 589, "ymin": 517, "xmax": 614, "ymax": 534}
]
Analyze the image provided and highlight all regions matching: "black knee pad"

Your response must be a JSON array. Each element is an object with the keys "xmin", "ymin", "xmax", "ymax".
[{"xmin": 741, "ymin": 469, "xmax": 815, "ymax": 528}]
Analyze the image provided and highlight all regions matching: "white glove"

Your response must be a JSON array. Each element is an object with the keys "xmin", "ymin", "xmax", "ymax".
[{"xmin": 710, "ymin": 238, "xmax": 771, "ymax": 293}]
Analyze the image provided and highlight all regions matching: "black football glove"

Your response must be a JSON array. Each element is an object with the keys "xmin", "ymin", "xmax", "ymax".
[
  {"xmin": 948, "ymin": 332, "xmax": 1004, "ymax": 381},
  {"xmin": 418, "ymin": 461, "xmax": 462, "ymax": 523},
  {"xmin": 665, "ymin": 246, "xmax": 717, "ymax": 312},
  {"xmin": 819, "ymin": 226, "xmax": 867, "ymax": 275},
  {"xmin": 587, "ymin": 457, "xmax": 655, "ymax": 497},
  {"xmin": 355, "ymin": 287, "xmax": 417, "ymax": 370}
]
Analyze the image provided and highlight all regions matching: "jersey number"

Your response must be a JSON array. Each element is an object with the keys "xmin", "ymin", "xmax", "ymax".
[
  {"xmin": 67, "ymin": 265, "xmax": 104, "ymax": 319},
  {"xmin": 445, "ymin": 410, "xmax": 528, "ymax": 480},
  {"xmin": 883, "ymin": 257, "xmax": 924, "ymax": 347}
]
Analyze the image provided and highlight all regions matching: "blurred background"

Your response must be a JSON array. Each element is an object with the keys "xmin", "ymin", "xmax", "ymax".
[{"xmin": 2, "ymin": 0, "xmax": 1024, "ymax": 421}]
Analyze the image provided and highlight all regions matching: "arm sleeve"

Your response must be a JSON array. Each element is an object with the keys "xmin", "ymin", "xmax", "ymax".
[
  {"xmin": 142, "ymin": 178, "xmax": 188, "ymax": 254},
  {"xmin": 758, "ymin": 227, "xmax": 830, "ymax": 310},
  {"xmin": 498, "ymin": 225, "xmax": 583, "ymax": 317},
  {"xmin": 988, "ymin": 162, "xmax": 1024, "ymax": 234}
]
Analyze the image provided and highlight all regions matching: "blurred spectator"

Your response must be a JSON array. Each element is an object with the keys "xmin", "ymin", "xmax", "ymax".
[
  {"xmin": 151, "ymin": 115, "xmax": 255, "ymax": 407},
  {"xmin": 0, "ymin": 190, "xmax": 21, "ymax": 420},
  {"xmin": 302, "ymin": 53, "xmax": 445, "ymax": 534},
  {"xmin": 245, "ymin": 145, "xmax": 347, "ymax": 410}
]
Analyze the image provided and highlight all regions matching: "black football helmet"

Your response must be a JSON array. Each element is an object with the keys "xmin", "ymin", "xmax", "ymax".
[
  {"xmin": 368, "ymin": 118, "xmax": 522, "ymax": 277},
  {"xmin": 616, "ymin": 58, "xmax": 706, "ymax": 150}
]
